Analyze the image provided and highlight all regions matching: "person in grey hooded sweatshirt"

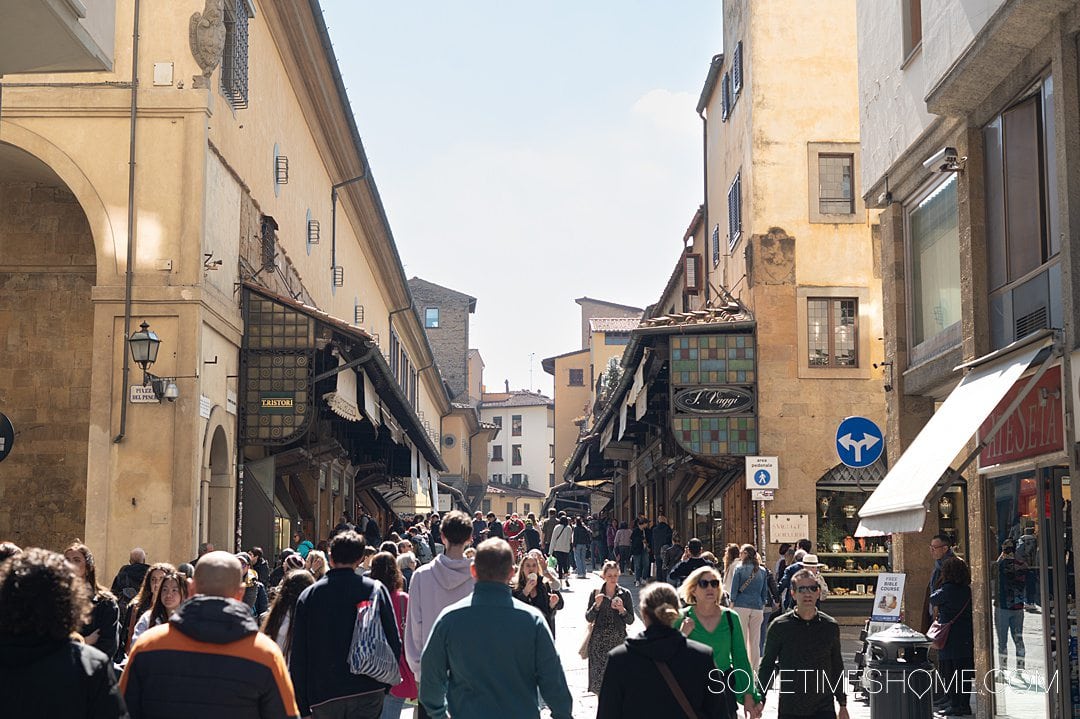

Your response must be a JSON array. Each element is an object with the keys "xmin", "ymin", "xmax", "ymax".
[{"xmin": 405, "ymin": 510, "xmax": 476, "ymax": 719}]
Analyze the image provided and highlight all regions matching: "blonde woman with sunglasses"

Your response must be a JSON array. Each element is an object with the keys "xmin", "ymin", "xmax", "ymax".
[{"xmin": 678, "ymin": 565, "xmax": 760, "ymax": 717}]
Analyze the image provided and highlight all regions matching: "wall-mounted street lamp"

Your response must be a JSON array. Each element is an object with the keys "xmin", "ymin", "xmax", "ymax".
[{"xmin": 127, "ymin": 321, "xmax": 192, "ymax": 402}]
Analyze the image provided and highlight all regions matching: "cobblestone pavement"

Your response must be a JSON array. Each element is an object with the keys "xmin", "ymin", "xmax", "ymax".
[{"xmin": 400, "ymin": 569, "xmax": 876, "ymax": 718}]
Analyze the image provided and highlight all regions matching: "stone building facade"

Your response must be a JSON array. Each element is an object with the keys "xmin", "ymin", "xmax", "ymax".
[
  {"xmin": 0, "ymin": 0, "xmax": 451, "ymax": 578},
  {"xmin": 408, "ymin": 277, "xmax": 476, "ymax": 402},
  {"xmin": 857, "ymin": 1, "xmax": 1080, "ymax": 714}
]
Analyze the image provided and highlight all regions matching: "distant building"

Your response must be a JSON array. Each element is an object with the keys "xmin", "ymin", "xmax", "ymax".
[
  {"xmin": 575, "ymin": 297, "xmax": 643, "ymax": 349},
  {"xmin": 479, "ymin": 390, "xmax": 555, "ymax": 493},
  {"xmin": 408, "ymin": 277, "xmax": 477, "ymax": 402}
]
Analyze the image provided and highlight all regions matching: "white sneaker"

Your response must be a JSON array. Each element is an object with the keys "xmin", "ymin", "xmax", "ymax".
[{"xmin": 634, "ymin": 579, "xmax": 640, "ymax": 587}]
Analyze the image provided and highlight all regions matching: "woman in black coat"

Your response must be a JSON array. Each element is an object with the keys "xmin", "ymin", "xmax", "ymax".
[
  {"xmin": 597, "ymin": 581, "xmax": 732, "ymax": 719},
  {"xmin": 929, "ymin": 556, "xmax": 974, "ymax": 716},
  {"xmin": 0, "ymin": 548, "xmax": 127, "ymax": 718},
  {"xmin": 512, "ymin": 552, "xmax": 564, "ymax": 636}
]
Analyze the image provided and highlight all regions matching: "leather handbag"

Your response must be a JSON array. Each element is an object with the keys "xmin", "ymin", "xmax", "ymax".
[{"xmin": 926, "ymin": 599, "xmax": 970, "ymax": 650}]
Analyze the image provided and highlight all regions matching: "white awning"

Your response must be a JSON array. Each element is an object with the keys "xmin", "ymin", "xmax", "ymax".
[
  {"xmin": 323, "ymin": 355, "xmax": 363, "ymax": 422},
  {"xmin": 857, "ymin": 335, "xmax": 1053, "ymax": 536}
]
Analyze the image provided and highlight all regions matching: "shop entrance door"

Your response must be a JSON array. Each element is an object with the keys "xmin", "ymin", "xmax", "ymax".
[{"xmin": 987, "ymin": 466, "xmax": 1074, "ymax": 718}]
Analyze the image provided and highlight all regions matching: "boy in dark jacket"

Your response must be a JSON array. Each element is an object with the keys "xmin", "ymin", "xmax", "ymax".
[{"xmin": 290, "ymin": 531, "xmax": 400, "ymax": 718}]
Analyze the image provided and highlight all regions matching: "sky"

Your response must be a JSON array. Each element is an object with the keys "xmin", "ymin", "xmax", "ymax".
[{"xmin": 321, "ymin": 1, "xmax": 724, "ymax": 397}]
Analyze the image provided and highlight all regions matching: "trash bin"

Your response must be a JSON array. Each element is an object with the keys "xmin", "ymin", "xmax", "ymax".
[{"xmin": 865, "ymin": 623, "xmax": 934, "ymax": 719}]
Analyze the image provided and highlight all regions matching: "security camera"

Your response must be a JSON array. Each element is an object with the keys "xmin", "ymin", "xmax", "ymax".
[{"xmin": 923, "ymin": 147, "xmax": 963, "ymax": 173}]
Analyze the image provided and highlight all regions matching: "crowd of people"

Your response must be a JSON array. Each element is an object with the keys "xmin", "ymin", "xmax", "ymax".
[{"xmin": 0, "ymin": 509, "xmax": 976, "ymax": 718}]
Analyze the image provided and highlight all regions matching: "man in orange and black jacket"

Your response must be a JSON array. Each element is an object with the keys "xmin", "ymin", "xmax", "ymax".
[{"xmin": 121, "ymin": 551, "xmax": 298, "ymax": 719}]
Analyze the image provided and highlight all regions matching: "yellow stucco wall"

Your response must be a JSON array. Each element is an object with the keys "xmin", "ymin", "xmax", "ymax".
[
  {"xmin": 551, "ymin": 350, "xmax": 591, "ymax": 484},
  {"xmin": 0, "ymin": 0, "xmax": 448, "ymax": 577}
]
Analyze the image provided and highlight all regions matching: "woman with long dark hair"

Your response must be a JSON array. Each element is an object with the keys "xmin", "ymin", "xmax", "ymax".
[
  {"xmin": 64, "ymin": 540, "xmax": 120, "ymax": 661},
  {"xmin": 929, "ymin": 556, "xmax": 974, "ymax": 715},
  {"xmin": 729, "ymin": 544, "xmax": 769, "ymax": 669},
  {"xmin": 130, "ymin": 571, "xmax": 188, "ymax": 646},
  {"xmin": 368, "ymin": 552, "xmax": 416, "ymax": 719},
  {"xmin": 120, "ymin": 562, "xmax": 174, "ymax": 657},
  {"xmin": 260, "ymin": 569, "xmax": 314, "ymax": 661}
]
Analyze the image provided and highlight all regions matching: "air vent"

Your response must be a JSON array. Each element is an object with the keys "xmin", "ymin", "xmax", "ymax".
[{"xmin": 1015, "ymin": 305, "xmax": 1048, "ymax": 340}]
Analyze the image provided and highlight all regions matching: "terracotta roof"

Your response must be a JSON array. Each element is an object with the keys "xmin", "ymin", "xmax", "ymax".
[
  {"xmin": 638, "ymin": 303, "xmax": 753, "ymax": 329},
  {"xmin": 589, "ymin": 317, "xmax": 640, "ymax": 333},
  {"xmin": 486, "ymin": 483, "xmax": 547, "ymax": 498}
]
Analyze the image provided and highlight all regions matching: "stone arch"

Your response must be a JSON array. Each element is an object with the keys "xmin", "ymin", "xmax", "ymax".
[
  {"xmin": 0, "ymin": 121, "xmax": 119, "ymax": 279},
  {"xmin": 0, "ymin": 137, "xmax": 99, "ymax": 550},
  {"xmin": 204, "ymin": 422, "xmax": 234, "ymax": 552}
]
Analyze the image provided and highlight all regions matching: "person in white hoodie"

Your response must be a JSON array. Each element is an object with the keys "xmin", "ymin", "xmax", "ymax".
[{"xmin": 405, "ymin": 510, "xmax": 475, "ymax": 719}]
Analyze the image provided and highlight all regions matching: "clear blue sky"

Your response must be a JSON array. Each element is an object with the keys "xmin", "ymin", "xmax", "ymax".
[{"xmin": 321, "ymin": 1, "xmax": 723, "ymax": 395}]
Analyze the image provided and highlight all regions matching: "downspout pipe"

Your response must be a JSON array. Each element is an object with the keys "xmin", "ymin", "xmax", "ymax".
[
  {"xmin": 114, "ymin": 0, "xmax": 142, "ymax": 443},
  {"xmin": 330, "ymin": 172, "xmax": 367, "ymax": 277},
  {"xmin": 698, "ymin": 107, "xmax": 710, "ymax": 306}
]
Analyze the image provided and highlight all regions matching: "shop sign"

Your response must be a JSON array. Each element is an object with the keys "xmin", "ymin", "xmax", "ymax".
[
  {"xmin": 259, "ymin": 393, "xmax": 295, "ymax": 414},
  {"xmin": 979, "ymin": 368, "xmax": 1064, "ymax": 467},
  {"xmin": 670, "ymin": 333, "xmax": 758, "ymax": 457},
  {"xmin": 673, "ymin": 386, "xmax": 754, "ymax": 414},
  {"xmin": 769, "ymin": 514, "xmax": 808, "ymax": 544}
]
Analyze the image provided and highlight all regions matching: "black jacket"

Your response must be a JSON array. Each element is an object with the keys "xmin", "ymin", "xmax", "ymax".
[
  {"xmin": 572, "ymin": 524, "xmax": 592, "ymax": 546},
  {"xmin": 112, "ymin": 563, "xmax": 150, "ymax": 607},
  {"xmin": 122, "ymin": 596, "xmax": 298, "ymax": 719},
  {"xmin": 929, "ymin": 581, "xmax": 974, "ymax": 660},
  {"xmin": 487, "ymin": 520, "xmax": 504, "ymax": 538},
  {"xmin": 630, "ymin": 527, "xmax": 647, "ymax": 554},
  {"xmin": 523, "ymin": 526, "xmax": 542, "ymax": 552},
  {"xmin": 650, "ymin": 522, "xmax": 673, "ymax": 549},
  {"xmin": 597, "ymin": 624, "xmax": 731, "ymax": 719},
  {"xmin": 0, "ymin": 636, "xmax": 127, "ymax": 718},
  {"xmin": 289, "ymin": 568, "xmax": 401, "ymax": 716},
  {"xmin": 81, "ymin": 592, "xmax": 120, "ymax": 662},
  {"xmin": 667, "ymin": 556, "xmax": 714, "ymax": 587},
  {"xmin": 513, "ymin": 580, "xmax": 564, "ymax": 637}
]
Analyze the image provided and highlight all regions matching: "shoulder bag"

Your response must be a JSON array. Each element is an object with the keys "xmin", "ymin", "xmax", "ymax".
[
  {"xmin": 654, "ymin": 659, "xmax": 701, "ymax": 719},
  {"xmin": 737, "ymin": 566, "xmax": 759, "ymax": 595},
  {"xmin": 926, "ymin": 598, "xmax": 970, "ymax": 650},
  {"xmin": 579, "ymin": 590, "xmax": 596, "ymax": 659},
  {"xmin": 347, "ymin": 581, "xmax": 402, "ymax": 686}
]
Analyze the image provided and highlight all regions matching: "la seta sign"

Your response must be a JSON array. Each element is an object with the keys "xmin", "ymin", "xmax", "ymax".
[{"xmin": 979, "ymin": 368, "xmax": 1064, "ymax": 466}]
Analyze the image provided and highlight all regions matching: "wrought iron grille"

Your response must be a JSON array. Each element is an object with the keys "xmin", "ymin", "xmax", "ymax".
[
  {"xmin": 260, "ymin": 215, "xmax": 277, "ymax": 271},
  {"xmin": 222, "ymin": 0, "xmax": 249, "ymax": 109}
]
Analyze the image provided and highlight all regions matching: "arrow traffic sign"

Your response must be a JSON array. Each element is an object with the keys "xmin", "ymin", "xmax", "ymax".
[{"xmin": 835, "ymin": 416, "xmax": 883, "ymax": 468}]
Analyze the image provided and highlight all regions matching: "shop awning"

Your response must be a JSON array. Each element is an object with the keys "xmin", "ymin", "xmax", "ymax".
[{"xmin": 857, "ymin": 332, "xmax": 1056, "ymax": 536}]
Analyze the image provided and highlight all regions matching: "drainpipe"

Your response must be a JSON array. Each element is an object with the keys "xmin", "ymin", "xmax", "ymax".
[
  {"xmin": 330, "ymin": 172, "xmax": 367, "ymax": 280},
  {"xmin": 697, "ymin": 107, "xmax": 711, "ymax": 306},
  {"xmin": 114, "ymin": 0, "xmax": 142, "ymax": 443}
]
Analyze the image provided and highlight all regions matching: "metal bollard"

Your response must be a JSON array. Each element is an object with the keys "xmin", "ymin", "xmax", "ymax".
[{"xmin": 865, "ymin": 624, "xmax": 934, "ymax": 719}]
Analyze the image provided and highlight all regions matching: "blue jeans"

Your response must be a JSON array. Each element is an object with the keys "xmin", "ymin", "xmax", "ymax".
[
  {"xmin": 633, "ymin": 551, "xmax": 648, "ymax": 582},
  {"xmin": 574, "ymin": 545, "xmax": 588, "ymax": 577},
  {"xmin": 379, "ymin": 694, "xmax": 405, "ymax": 719},
  {"xmin": 994, "ymin": 607, "xmax": 1026, "ymax": 667}
]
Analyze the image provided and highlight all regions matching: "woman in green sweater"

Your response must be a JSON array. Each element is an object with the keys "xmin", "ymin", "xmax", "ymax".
[{"xmin": 677, "ymin": 565, "xmax": 761, "ymax": 716}]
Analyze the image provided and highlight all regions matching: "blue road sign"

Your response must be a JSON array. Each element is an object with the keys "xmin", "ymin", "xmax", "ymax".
[
  {"xmin": 753, "ymin": 469, "xmax": 771, "ymax": 486},
  {"xmin": 835, "ymin": 416, "xmax": 883, "ymax": 468}
]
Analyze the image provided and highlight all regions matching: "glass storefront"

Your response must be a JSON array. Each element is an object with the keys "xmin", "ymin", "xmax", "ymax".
[{"xmin": 986, "ymin": 467, "xmax": 1076, "ymax": 718}]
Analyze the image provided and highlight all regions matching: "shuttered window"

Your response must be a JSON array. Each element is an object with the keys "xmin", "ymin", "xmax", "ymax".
[
  {"xmin": 732, "ymin": 42, "xmax": 743, "ymax": 95},
  {"xmin": 721, "ymin": 73, "xmax": 732, "ymax": 121},
  {"xmin": 684, "ymin": 253, "xmax": 702, "ymax": 294},
  {"xmin": 727, "ymin": 173, "xmax": 742, "ymax": 250}
]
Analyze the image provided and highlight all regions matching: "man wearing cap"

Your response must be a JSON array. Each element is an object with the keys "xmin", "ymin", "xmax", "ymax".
[{"xmin": 122, "ymin": 551, "xmax": 299, "ymax": 718}]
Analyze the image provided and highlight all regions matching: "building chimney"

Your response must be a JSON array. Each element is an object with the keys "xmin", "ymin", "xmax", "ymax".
[{"xmin": 504, "ymin": 379, "xmax": 510, "ymax": 392}]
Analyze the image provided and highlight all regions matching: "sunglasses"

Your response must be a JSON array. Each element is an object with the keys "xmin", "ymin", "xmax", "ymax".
[
  {"xmin": 795, "ymin": 585, "xmax": 820, "ymax": 594},
  {"xmin": 696, "ymin": 579, "xmax": 721, "ymax": 589}
]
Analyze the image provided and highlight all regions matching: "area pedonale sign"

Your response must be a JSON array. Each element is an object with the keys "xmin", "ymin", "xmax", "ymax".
[{"xmin": 979, "ymin": 367, "xmax": 1064, "ymax": 466}]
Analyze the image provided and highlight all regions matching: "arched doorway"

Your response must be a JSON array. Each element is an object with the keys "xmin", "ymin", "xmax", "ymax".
[
  {"xmin": 0, "ymin": 142, "xmax": 96, "ymax": 550},
  {"xmin": 206, "ymin": 425, "xmax": 233, "ymax": 551}
]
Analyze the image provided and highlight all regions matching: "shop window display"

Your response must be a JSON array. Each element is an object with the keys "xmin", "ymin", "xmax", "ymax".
[{"xmin": 985, "ymin": 468, "xmax": 1075, "ymax": 718}]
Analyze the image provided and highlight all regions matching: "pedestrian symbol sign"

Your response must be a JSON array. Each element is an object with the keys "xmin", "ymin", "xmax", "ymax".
[
  {"xmin": 835, "ymin": 416, "xmax": 884, "ymax": 468},
  {"xmin": 745, "ymin": 456, "xmax": 778, "ymax": 490}
]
